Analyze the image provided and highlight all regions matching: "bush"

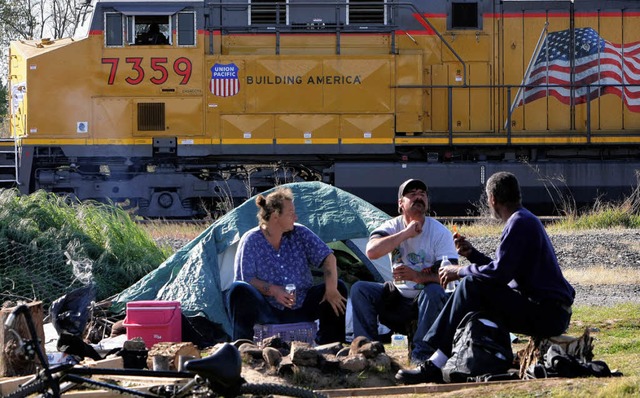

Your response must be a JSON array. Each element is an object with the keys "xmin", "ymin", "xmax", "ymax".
[{"xmin": 0, "ymin": 188, "xmax": 172, "ymax": 308}]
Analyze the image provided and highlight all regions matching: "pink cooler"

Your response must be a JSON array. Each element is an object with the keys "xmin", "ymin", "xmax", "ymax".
[{"xmin": 123, "ymin": 301, "xmax": 182, "ymax": 348}]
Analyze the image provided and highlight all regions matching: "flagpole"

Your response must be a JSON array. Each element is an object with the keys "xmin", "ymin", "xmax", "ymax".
[{"xmin": 505, "ymin": 22, "xmax": 549, "ymax": 130}]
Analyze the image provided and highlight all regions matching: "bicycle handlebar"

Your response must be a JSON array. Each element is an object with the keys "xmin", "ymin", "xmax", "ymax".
[{"xmin": 4, "ymin": 304, "xmax": 28, "ymax": 329}]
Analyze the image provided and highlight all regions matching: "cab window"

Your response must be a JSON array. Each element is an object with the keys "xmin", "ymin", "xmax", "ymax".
[
  {"xmin": 130, "ymin": 16, "xmax": 171, "ymax": 45},
  {"xmin": 177, "ymin": 12, "xmax": 196, "ymax": 46},
  {"xmin": 105, "ymin": 13, "xmax": 124, "ymax": 46}
]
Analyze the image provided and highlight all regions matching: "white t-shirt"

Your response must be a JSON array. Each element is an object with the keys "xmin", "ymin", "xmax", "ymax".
[{"xmin": 370, "ymin": 216, "xmax": 458, "ymax": 298}]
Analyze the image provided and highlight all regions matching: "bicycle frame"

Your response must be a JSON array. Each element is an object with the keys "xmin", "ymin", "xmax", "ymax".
[
  {"xmin": 3, "ymin": 304, "xmax": 325, "ymax": 398},
  {"xmin": 3, "ymin": 304, "xmax": 244, "ymax": 398}
]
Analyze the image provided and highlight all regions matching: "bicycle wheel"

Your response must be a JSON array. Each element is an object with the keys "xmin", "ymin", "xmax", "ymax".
[
  {"xmin": 2, "ymin": 378, "xmax": 48, "ymax": 398},
  {"xmin": 238, "ymin": 383, "xmax": 327, "ymax": 398}
]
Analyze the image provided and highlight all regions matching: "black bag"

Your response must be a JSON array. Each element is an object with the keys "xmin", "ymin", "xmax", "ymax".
[
  {"xmin": 441, "ymin": 311, "xmax": 514, "ymax": 383},
  {"xmin": 543, "ymin": 344, "xmax": 614, "ymax": 378}
]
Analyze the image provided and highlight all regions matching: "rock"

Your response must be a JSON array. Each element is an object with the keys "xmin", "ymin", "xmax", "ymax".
[
  {"xmin": 290, "ymin": 342, "xmax": 318, "ymax": 366},
  {"xmin": 262, "ymin": 347, "xmax": 283, "ymax": 367},
  {"xmin": 357, "ymin": 341, "xmax": 385, "ymax": 359},
  {"xmin": 314, "ymin": 342, "xmax": 343, "ymax": 356},
  {"xmin": 277, "ymin": 356, "xmax": 294, "ymax": 376},
  {"xmin": 368, "ymin": 353, "xmax": 392, "ymax": 372},
  {"xmin": 231, "ymin": 339, "xmax": 255, "ymax": 349},
  {"xmin": 123, "ymin": 339, "xmax": 146, "ymax": 351},
  {"xmin": 339, "ymin": 353, "xmax": 368, "ymax": 372},
  {"xmin": 262, "ymin": 336, "xmax": 290, "ymax": 352},
  {"xmin": 335, "ymin": 347, "xmax": 350, "ymax": 358},
  {"xmin": 238, "ymin": 343, "xmax": 263, "ymax": 360},
  {"xmin": 319, "ymin": 355, "xmax": 341, "ymax": 373},
  {"xmin": 349, "ymin": 336, "xmax": 370, "ymax": 356}
]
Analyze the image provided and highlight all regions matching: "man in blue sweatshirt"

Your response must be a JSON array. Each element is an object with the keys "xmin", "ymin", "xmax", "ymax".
[{"xmin": 396, "ymin": 171, "xmax": 575, "ymax": 384}]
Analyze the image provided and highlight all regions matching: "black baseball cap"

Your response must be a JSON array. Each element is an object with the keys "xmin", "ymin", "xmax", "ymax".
[{"xmin": 398, "ymin": 179, "xmax": 427, "ymax": 199}]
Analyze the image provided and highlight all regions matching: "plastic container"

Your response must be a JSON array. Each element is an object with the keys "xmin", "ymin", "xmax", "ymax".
[
  {"xmin": 253, "ymin": 322, "xmax": 317, "ymax": 345},
  {"xmin": 123, "ymin": 301, "xmax": 182, "ymax": 348},
  {"xmin": 391, "ymin": 334, "xmax": 408, "ymax": 347}
]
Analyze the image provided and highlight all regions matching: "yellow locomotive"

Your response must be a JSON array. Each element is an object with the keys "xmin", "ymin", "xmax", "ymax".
[{"xmin": 6, "ymin": 0, "xmax": 640, "ymax": 217}]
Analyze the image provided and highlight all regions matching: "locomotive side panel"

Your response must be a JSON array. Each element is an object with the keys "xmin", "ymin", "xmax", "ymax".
[
  {"xmin": 92, "ymin": 97, "xmax": 134, "ymax": 140},
  {"xmin": 208, "ymin": 53, "xmax": 396, "ymax": 152},
  {"xmin": 622, "ymin": 11, "xmax": 640, "ymax": 131},
  {"xmin": 395, "ymin": 54, "xmax": 423, "ymax": 134},
  {"xmin": 20, "ymin": 38, "xmax": 97, "ymax": 139},
  {"xmin": 499, "ymin": 12, "xmax": 525, "ymax": 134},
  {"xmin": 596, "ymin": 9, "xmax": 624, "ymax": 132},
  {"xmin": 501, "ymin": 2, "xmax": 640, "ymax": 136},
  {"xmin": 573, "ymin": 11, "xmax": 602, "ymax": 131}
]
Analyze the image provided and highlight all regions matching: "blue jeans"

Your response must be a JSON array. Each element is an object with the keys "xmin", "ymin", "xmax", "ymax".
[
  {"xmin": 423, "ymin": 276, "xmax": 572, "ymax": 356},
  {"xmin": 226, "ymin": 280, "xmax": 347, "ymax": 344},
  {"xmin": 350, "ymin": 281, "xmax": 448, "ymax": 362}
]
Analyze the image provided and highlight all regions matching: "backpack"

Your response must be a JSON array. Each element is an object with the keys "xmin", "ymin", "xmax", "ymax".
[
  {"xmin": 524, "ymin": 344, "xmax": 615, "ymax": 379},
  {"xmin": 441, "ymin": 311, "xmax": 514, "ymax": 383}
]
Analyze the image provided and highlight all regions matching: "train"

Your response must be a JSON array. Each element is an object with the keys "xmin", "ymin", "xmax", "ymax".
[{"xmin": 5, "ymin": 0, "xmax": 640, "ymax": 218}]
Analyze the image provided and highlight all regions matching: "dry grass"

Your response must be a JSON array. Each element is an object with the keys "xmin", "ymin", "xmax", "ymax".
[
  {"xmin": 564, "ymin": 266, "xmax": 640, "ymax": 285},
  {"xmin": 139, "ymin": 221, "xmax": 207, "ymax": 241}
]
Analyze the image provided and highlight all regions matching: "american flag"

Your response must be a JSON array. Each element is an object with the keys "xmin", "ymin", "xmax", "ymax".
[{"xmin": 518, "ymin": 27, "xmax": 640, "ymax": 112}]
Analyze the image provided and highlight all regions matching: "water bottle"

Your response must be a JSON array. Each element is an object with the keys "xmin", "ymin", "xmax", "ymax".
[{"xmin": 441, "ymin": 255, "xmax": 458, "ymax": 293}]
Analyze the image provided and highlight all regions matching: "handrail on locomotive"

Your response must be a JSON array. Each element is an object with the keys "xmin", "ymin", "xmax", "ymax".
[{"xmin": 200, "ymin": 1, "xmax": 468, "ymax": 85}]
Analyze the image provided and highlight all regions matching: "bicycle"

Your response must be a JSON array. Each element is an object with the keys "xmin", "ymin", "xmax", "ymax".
[{"xmin": 2, "ymin": 304, "xmax": 327, "ymax": 398}]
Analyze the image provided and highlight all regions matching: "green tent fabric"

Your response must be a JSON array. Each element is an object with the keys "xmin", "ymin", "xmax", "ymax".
[{"xmin": 111, "ymin": 181, "xmax": 391, "ymax": 336}]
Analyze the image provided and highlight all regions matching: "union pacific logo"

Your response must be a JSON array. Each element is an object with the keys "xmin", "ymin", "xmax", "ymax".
[{"xmin": 210, "ymin": 63, "xmax": 239, "ymax": 97}]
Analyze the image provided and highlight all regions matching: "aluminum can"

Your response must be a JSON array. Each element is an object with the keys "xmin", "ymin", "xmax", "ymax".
[
  {"xmin": 285, "ymin": 283, "xmax": 296, "ymax": 305},
  {"xmin": 392, "ymin": 263, "xmax": 404, "ymax": 284}
]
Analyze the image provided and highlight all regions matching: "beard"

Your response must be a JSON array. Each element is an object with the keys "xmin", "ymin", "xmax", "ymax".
[{"xmin": 406, "ymin": 200, "xmax": 427, "ymax": 214}]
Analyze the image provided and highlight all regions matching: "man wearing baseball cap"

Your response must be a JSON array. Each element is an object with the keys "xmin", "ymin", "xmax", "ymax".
[{"xmin": 350, "ymin": 178, "xmax": 458, "ymax": 364}]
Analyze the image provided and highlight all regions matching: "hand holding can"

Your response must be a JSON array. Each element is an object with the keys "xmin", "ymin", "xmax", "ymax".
[
  {"xmin": 392, "ymin": 263, "xmax": 405, "ymax": 284},
  {"xmin": 285, "ymin": 283, "xmax": 296, "ymax": 306}
]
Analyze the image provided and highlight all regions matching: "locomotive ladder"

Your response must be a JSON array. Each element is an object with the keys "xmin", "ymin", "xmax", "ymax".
[{"xmin": 0, "ymin": 137, "xmax": 20, "ymax": 187}]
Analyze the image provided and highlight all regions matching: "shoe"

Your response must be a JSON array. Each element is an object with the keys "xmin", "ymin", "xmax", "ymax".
[{"xmin": 395, "ymin": 360, "xmax": 443, "ymax": 385}]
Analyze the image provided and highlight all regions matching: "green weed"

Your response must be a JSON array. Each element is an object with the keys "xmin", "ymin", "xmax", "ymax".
[{"xmin": 0, "ymin": 188, "xmax": 172, "ymax": 305}]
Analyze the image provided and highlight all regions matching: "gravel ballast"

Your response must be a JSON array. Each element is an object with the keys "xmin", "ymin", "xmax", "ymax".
[
  {"xmin": 157, "ymin": 229, "xmax": 640, "ymax": 307},
  {"xmin": 463, "ymin": 229, "xmax": 640, "ymax": 307}
]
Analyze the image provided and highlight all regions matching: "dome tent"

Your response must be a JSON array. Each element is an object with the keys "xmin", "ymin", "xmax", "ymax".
[{"xmin": 110, "ymin": 181, "xmax": 392, "ymax": 338}]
